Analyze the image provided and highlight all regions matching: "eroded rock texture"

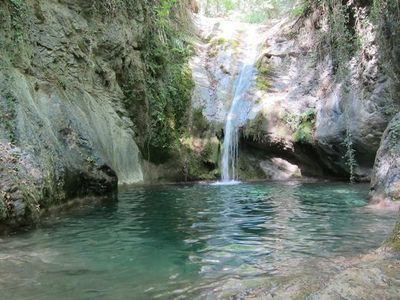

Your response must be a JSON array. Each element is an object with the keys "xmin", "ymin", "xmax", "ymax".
[
  {"xmin": 240, "ymin": 2, "xmax": 399, "ymax": 181},
  {"xmin": 0, "ymin": 0, "xmax": 160, "ymax": 225},
  {"xmin": 370, "ymin": 113, "xmax": 400, "ymax": 207}
]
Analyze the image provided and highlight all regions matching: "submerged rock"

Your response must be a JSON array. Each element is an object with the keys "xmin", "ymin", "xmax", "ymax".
[{"xmin": 225, "ymin": 248, "xmax": 400, "ymax": 299}]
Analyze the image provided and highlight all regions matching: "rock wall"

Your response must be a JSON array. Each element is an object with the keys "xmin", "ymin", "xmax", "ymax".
[
  {"xmin": 240, "ymin": 1, "xmax": 399, "ymax": 181},
  {"xmin": 369, "ymin": 113, "xmax": 400, "ymax": 207},
  {"xmin": 0, "ymin": 0, "xmax": 194, "ymax": 226}
]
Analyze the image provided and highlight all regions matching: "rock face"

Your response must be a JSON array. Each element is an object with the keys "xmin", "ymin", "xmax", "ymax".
[
  {"xmin": 188, "ymin": 16, "xmax": 259, "ymax": 180},
  {"xmin": 260, "ymin": 158, "xmax": 301, "ymax": 180},
  {"xmin": 190, "ymin": 16, "xmax": 263, "ymax": 122},
  {"xmin": 369, "ymin": 113, "xmax": 400, "ymax": 206},
  {"xmin": 0, "ymin": 0, "xmax": 187, "ymax": 225},
  {"xmin": 238, "ymin": 2, "xmax": 400, "ymax": 181},
  {"xmin": 189, "ymin": 3, "xmax": 399, "ymax": 182}
]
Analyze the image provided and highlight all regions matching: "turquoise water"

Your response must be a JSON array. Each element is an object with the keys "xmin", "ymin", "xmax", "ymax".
[{"xmin": 0, "ymin": 182, "xmax": 397, "ymax": 299}]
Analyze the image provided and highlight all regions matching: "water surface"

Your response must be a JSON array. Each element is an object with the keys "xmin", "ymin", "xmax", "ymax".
[{"xmin": 0, "ymin": 182, "xmax": 397, "ymax": 299}]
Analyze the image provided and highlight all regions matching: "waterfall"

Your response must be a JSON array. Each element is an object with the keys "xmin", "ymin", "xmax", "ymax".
[{"xmin": 220, "ymin": 27, "xmax": 260, "ymax": 182}]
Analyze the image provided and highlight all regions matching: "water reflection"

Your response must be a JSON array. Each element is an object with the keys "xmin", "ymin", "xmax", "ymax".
[{"xmin": 0, "ymin": 182, "xmax": 397, "ymax": 299}]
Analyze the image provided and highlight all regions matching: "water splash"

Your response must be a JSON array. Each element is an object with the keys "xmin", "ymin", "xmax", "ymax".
[{"xmin": 221, "ymin": 26, "xmax": 260, "ymax": 182}]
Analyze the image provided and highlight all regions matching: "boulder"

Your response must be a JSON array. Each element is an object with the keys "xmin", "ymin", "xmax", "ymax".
[{"xmin": 369, "ymin": 113, "xmax": 400, "ymax": 208}]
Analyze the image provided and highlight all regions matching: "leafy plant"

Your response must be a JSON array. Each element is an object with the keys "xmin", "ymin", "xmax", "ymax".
[
  {"xmin": 119, "ymin": 0, "xmax": 195, "ymax": 163},
  {"xmin": 243, "ymin": 112, "xmax": 267, "ymax": 143},
  {"xmin": 371, "ymin": 0, "xmax": 400, "ymax": 95},
  {"xmin": 284, "ymin": 108, "xmax": 316, "ymax": 143},
  {"xmin": 306, "ymin": 0, "xmax": 361, "ymax": 80},
  {"xmin": 342, "ymin": 129, "xmax": 357, "ymax": 183},
  {"xmin": 292, "ymin": 0, "xmax": 311, "ymax": 17},
  {"xmin": 192, "ymin": 107, "xmax": 210, "ymax": 136},
  {"xmin": 9, "ymin": 0, "xmax": 24, "ymax": 8}
]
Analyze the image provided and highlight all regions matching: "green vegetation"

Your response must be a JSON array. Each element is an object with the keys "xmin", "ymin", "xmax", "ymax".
[
  {"xmin": 0, "ymin": 198, "xmax": 6, "ymax": 221},
  {"xmin": 243, "ymin": 112, "xmax": 267, "ymax": 143},
  {"xmin": 1, "ymin": 92, "xmax": 17, "ymax": 143},
  {"xmin": 242, "ymin": 11, "xmax": 269, "ymax": 24},
  {"xmin": 203, "ymin": 0, "xmax": 236, "ymax": 15},
  {"xmin": 342, "ymin": 129, "xmax": 357, "ymax": 183},
  {"xmin": 255, "ymin": 58, "xmax": 273, "ymax": 91},
  {"xmin": 192, "ymin": 107, "xmax": 210, "ymax": 136},
  {"xmin": 3, "ymin": 0, "xmax": 28, "ymax": 64},
  {"xmin": 390, "ymin": 121, "xmax": 400, "ymax": 151},
  {"xmin": 293, "ymin": 109, "xmax": 315, "ymax": 143},
  {"xmin": 388, "ymin": 220, "xmax": 400, "ymax": 251},
  {"xmin": 292, "ymin": 0, "xmax": 311, "ymax": 17},
  {"xmin": 209, "ymin": 37, "xmax": 239, "ymax": 49},
  {"xmin": 119, "ymin": 0, "xmax": 195, "ymax": 163},
  {"xmin": 182, "ymin": 136, "xmax": 220, "ymax": 180},
  {"xmin": 237, "ymin": 148, "xmax": 267, "ymax": 180},
  {"xmin": 284, "ymin": 108, "xmax": 316, "ymax": 143},
  {"xmin": 207, "ymin": 37, "xmax": 240, "ymax": 59},
  {"xmin": 291, "ymin": 0, "xmax": 399, "ymax": 87},
  {"xmin": 371, "ymin": 0, "xmax": 400, "ymax": 99},
  {"xmin": 202, "ymin": 0, "xmax": 297, "ymax": 23},
  {"xmin": 315, "ymin": 1, "xmax": 357, "ymax": 80}
]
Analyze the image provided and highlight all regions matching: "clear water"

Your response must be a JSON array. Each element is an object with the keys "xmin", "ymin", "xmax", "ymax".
[{"xmin": 0, "ymin": 182, "xmax": 397, "ymax": 299}]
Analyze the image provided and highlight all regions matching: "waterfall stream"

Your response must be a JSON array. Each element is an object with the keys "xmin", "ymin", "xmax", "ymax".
[{"xmin": 220, "ymin": 27, "xmax": 260, "ymax": 182}]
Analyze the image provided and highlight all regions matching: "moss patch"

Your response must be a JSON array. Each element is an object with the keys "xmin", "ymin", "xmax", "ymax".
[
  {"xmin": 180, "ymin": 135, "xmax": 221, "ymax": 181},
  {"xmin": 209, "ymin": 37, "xmax": 239, "ymax": 49},
  {"xmin": 118, "ymin": 1, "xmax": 195, "ymax": 164},
  {"xmin": 388, "ymin": 220, "xmax": 400, "ymax": 251},
  {"xmin": 237, "ymin": 147, "xmax": 267, "ymax": 180},
  {"xmin": 255, "ymin": 58, "xmax": 273, "ymax": 91},
  {"xmin": 292, "ymin": 0, "xmax": 311, "ymax": 18},
  {"xmin": 207, "ymin": 36, "xmax": 240, "ymax": 59},
  {"xmin": 192, "ymin": 107, "xmax": 210, "ymax": 137},
  {"xmin": 243, "ymin": 112, "xmax": 267, "ymax": 143},
  {"xmin": 284, "ymin": 108, "xmax": 316, "ymax": 143}
]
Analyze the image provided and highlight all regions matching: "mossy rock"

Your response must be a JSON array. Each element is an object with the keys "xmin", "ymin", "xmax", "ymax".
[
  {"xmin": 285, "ymin": 108, "xmax": 316, "ymax": 143},
  {"xmin": 209, "ymin": 37, "xmax": 240, "ymax": 49},
  {"xmin": 0, "ymin": 199, "xmax": 7, "ymax": 221},
  {"xmin": 388, "ymin": 220, "xmax": 400, "ymax": 251},
  {"xmin": 293, "ymin": 121, "xmax": 314, "ymax": 143},
  {"xmin": 182, "ymin": 136, "xmax": 221, "ymax": 181},
  {"xmin": 187, "ymin": 152, "xmax": 218, "ymax": 180},
  {"xmin": 192, "ymin": 107, "xmax": 210, "ymax": 136},
  {"xmin": 201, "ymin": 138, "xmax": 218, "ymax": 162},
  {"xmin": 243, "ymin": 112, "xmax": 267, "ymax": 143},
  {"xmin": 237, "ymin": 148, "xmax": 267, "ymax": 180},
  {"xmin": 255, "ymin": 57, "xmax": 273, "ymax": 91}
]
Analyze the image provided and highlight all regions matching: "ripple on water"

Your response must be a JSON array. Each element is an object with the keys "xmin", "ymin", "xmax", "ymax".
[{"xmin": 0, "ymin": 182, "xmax": 397, "ymax": 299}]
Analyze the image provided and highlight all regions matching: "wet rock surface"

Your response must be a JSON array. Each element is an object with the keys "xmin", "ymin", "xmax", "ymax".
[
  {"xmin": 0, "ymin": 0, "xmax": 149, "ymax": 226},
  {"xmin": 370, "ymin": 113, "xmax": 400, "ymax": 207},
  {"xmin": 189, "ymin": 7, "xmax": 399, "ymax": 184},
  {"xmin": 223, "ymin": 248, "xmax": 400, "ymax": 300},
  {"xmin": 239, "ymin": 10, "xmax": 399, "ymax": 181}
]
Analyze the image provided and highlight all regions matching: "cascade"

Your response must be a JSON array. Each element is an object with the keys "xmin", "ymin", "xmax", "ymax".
[{"xmin": 220, "ymin": 27, "xmax": 260, "ymax": 182}]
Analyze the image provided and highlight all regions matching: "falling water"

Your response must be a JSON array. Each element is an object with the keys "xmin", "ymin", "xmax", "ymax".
[{"xmin": 221, "ymin": 27, "xmax": 260, "ymax": 182}]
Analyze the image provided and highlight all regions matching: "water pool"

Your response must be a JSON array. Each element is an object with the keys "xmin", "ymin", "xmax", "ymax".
[{"xmin": 0, "ymin": 182, "xmax": 397, "ymax": 299}]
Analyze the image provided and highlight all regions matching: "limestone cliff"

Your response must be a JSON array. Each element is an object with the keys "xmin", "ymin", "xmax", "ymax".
[
  {"xmin": 0, "ymin": 0, "xmax": 193, "ymax": 226},
  {"xmin": 370, "ymin": 113, "xmax": 400, "ymax": 207},
  {"xmin": 237, "ymin": 0, "xmax": 399, "ymax": 181}
]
